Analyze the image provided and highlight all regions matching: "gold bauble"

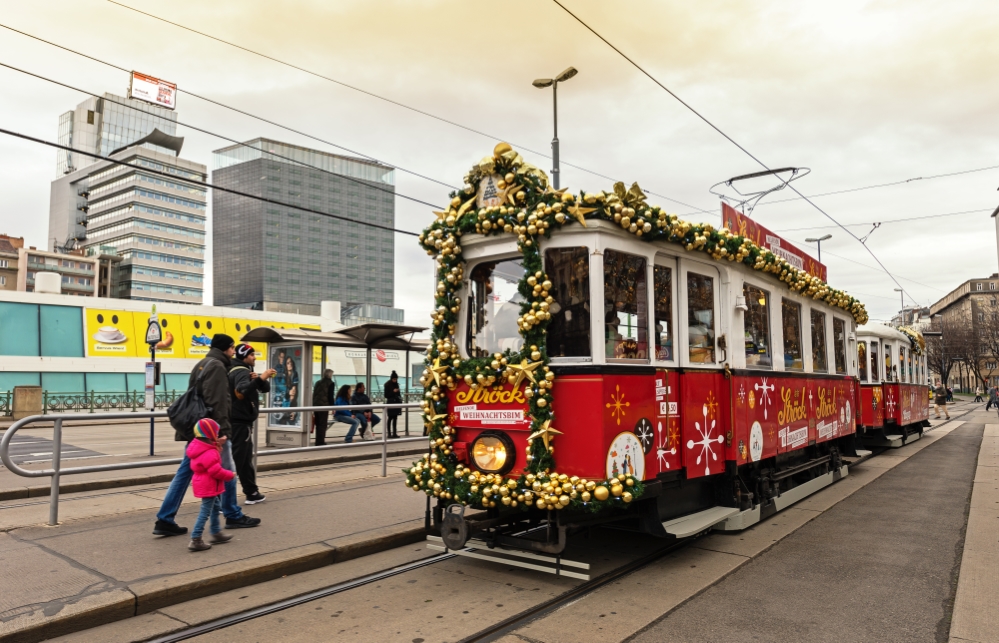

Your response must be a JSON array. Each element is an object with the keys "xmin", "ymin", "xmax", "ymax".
[
  {"xmin": 585, "ymin": 480, "xmax": 597, "ymax": 491},
  {"xmin": 494, "ymin": 142, "xmax": 513, "ymax": 157},
  {"xmin": 559, "ymin": 495, "xmax": 571, "ymax": 506},
  {"xmin": 626, "ymin": 478, "xmax": 635, "ymax": 487},
  {"xmin": 536, "ymin": 398, "xmax": 547, "ymax": 408},
  {"xmin": 531, "ymin": 350, "xmax": 542, "ymax": 361},
  {"xmin": 622, "ymin": 492, "xmax": 633, "ymax": 503},
  {"xmin": 581, "ymin": 491, "xmax": 592, "ymax": 502},
  {"xmin": 611, "ymin": 484, "xmax": 624, "ymax": 497},
  {"xmin": 593, "ymin": 486, "xmax": 610, "ymax": 501},
  {"xmin": 536, "ymin": 498, "xmax": 547, "ymax": 510}
]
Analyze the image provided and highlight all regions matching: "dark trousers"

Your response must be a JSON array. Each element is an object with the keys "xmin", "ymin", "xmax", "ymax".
[
  {"xmin": 314, "ymin": 411, "xmax": 329, "ymax": 445},
  {"xmin": 386, "ymin": 412, "xmax": 399, "ymax": 437},
  {"xmin": 230, "ymin": 423, "xmax": 258, "ymax": 496}
]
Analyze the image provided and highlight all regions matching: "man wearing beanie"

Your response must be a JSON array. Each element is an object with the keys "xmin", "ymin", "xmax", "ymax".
[
  {"xmin": 229, "ymin": 344, "xmax": 276, "ymax": 504},
  {"xmin": 154, "ymin": 333, "xmax": 262, "ymax": 536}
]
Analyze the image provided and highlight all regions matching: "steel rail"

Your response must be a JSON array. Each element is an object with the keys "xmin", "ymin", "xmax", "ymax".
[{"xmin": 142, "ymin": 553, "xmax": 455, "ymax": 643}]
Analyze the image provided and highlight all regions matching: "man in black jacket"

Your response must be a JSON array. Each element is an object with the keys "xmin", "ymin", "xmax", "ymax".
[
  {"xmin": 154, "ymin": 334, "xmax": 261, "ymax": 536},
  {"xmin": 229, "ymin": 344, "xmax": 276, "ymax": 504},
  {"xmin": 350, "ymin": 382, "xmax": 380, "ymax": 440},
  {"xmin": 312, "ymin": 369, "xmax": 335, "ymax": 446}
]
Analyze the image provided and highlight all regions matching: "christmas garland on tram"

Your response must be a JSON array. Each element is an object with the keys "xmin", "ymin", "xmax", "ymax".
[{"xmin": 405, "ymin": 143, "xmax": 869, "ymax": 514}]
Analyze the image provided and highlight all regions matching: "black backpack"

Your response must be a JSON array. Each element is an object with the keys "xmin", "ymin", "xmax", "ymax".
[{"xmin": 167, "ymin": 364, "xmax": 213, "ymax": 441}]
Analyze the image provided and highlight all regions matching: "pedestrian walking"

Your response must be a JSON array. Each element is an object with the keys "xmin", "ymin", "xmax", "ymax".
[
  {"xmin": 229, "ymin": 344, "xmax": 276, "ymax": 505},
  {"xmin": 333, "ymin": 384, "xmax": 362, "ymax": 443},
  {"xmin": 947, "ymin": 386, "xmax": 954, "ymax": 403},
  {"xmin": 186, "ymin": 418, "xmax": 235, "ymax": 552},
  {"xmin": 351, "ymin": 382, "xmax": 380, "ymax": 439},
  {"xmin": 989, "ymin": 386, "xmax": 998, "ymax": 411},
  {"xmin": 384, "ymin": 371, "xmax": 402, "ymax": 439},
  {"xmin": 933, "ymin": 379, "xmax": 950, "ymax": 420},
  {"xmin": 153, "ymin": 334, "xmax": 261, "ymax": 537},
  {"xmin": 974, "ymin": 386, "xmax": 983, "ymax": 403},
  {"xmin": 312, "ymin": 369, "xmax": 335, "ymax": 446}
]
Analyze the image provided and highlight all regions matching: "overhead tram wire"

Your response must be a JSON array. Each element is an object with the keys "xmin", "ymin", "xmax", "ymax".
[
  {"xmin": 102, "ymin": 2, "xmax": 718, "ymax": 217},
  {"xmin": 776, "ymin": 207, "xmax": 993, "ymax": 234},
  {"xmin": 551, "ymin": 0, "xmax": 918, "ymax": 304},
  {"xmin": 0, "ymin": 61, "xmax": 441, "ymax": 210},
  {"xmin": 0, "ymin": 127, "xmax": 422, "ymax": 237},
  {"xmin": 0, "ymin": 22, "xmax": 457, "ymax": 193}
]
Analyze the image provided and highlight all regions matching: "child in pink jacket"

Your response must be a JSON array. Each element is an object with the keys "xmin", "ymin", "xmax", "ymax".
[{"xmin": 187, "ymin": 418, "xmax": 235, "ymax": 551}]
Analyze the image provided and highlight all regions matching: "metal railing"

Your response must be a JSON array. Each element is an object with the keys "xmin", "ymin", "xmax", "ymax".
[
  {"xmin": 40, "ymin": 390, "xmax": 183, "ymax": 414},
  {"xmin": 0, "ymin": 391, "xmax": 10, "ymax": 417},
  {"xmin": 0, "ymin": 402, "xmax": 425, "ymax": 526}
]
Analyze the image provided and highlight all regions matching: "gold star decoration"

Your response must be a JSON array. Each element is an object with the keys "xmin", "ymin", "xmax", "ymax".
[
  {"xmin": 544, "ymin": 185, "xmax": 569, "ymax": 198},
  {"xmin": 457, "ymin": 196, "xmax": 477, "ymax": 217},
  {"xmin": 507, "ymin": 358, "xmax": 543, "ymax": 390},
  {"xmin": 424, "ymin": 411, "xmax": 448, "ymax": 425},
  {"xmin": 566, "ymin": 203, "xmax": 597, "ymax": 228},
  {"xmin": 505, "ymin": 184, "xmax": 523, "ymax": 206},
  {"xmin": 428, "ymin": 357, "xmax": 449, "ymax": 387},
  {"xmin": 432, "ymin": 209, "xmax": 451, "ymax": 222},
  {"xmin": 528, "ymin": 418, "xmax": 563, "ymax": 451}
]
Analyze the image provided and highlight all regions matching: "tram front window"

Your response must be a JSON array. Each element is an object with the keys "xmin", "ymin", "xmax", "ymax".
[
  {"xmin": 743, "ymin": 283, "xmax": 771, "ymax": 368},
  {"xmin": 687, "ymin": 272, "xmax": 716, "ymax": 364},
  {"xmin": 604, "ymin": 250, "xmax": 648, "ymax": 360},
  {"xmin": 833, "ymin": 318, "xmax": 847, "ymax": 374},
  {"xmin": 467, "ymin": 258, "xmax": 525, "ymax": 358},
  {"xmin": 545, "ymin": 247, "xmax": 591, "ymax": 358}
]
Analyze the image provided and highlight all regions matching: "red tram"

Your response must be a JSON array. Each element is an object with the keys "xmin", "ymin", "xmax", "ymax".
[{"xmin": 408, "ymin": 144, "xmax": 877, "ymax": 556}]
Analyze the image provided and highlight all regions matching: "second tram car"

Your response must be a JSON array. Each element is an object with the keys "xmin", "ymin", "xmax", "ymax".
[{"xmin": 410, "ymin": 144, "xmax": 883, "ymax": 558}]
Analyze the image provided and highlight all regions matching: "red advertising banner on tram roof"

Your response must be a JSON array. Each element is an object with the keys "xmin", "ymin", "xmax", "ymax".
[{"xmin": 721, "ymin": 202, "xmax": 827, "ymax": 282}]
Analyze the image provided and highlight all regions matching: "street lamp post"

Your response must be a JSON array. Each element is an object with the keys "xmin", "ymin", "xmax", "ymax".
[
  {"xmin": 805, "ymin": 233, "xmax": 832, "ymax": 263},
  {"xmin": 894, "ymin": 288, "xmax": 904, "ymax": 312},
  {"xmin": 533, "ymin": 66, "xmax": 578, "ymax": 190}
]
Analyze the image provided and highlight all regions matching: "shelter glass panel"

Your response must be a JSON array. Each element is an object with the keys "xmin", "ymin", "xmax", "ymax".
[
  {"xmin": 858, "ymin": 341, "xmax": 867, "ymax": 382},
  {"xmin": 653, "ymin": 265, "xmax": 674, "ymax": 361},
  {"xmin": 811, "ymin": 310, "xmax": 828, "ymax": 373},
  {"xmin": 743, "ymin": 283, "xmax": 771, "ymax": 369},
  {"xmin": 545, "ymin": 248, "xmax": 590, "ymax": 358},
  {"xmin": 870, "ymin": 341, "xmax": 880, "ymax": 382},
  {"xmin": 604, "ymin": 250, "xmax": 647, "ymax": 360},
  {"xmin": 781, "ymin": 299, "xmax": 804, "ymax": 371},
  {"xmin": 467, "ymin": 258, "xmax": 525, "ymax": 358},
  {"xmin": 686, "ymin": 272, "xmax": 715, "ymax": 364},
  {"xmin": 833, "ymin": 318, "xmax": 847, "ymax": 374}
]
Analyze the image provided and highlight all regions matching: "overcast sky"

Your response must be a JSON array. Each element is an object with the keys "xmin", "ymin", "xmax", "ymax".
[{"xmin": 1, "ymin": 0, "xmax": 997, "ymax": 325}]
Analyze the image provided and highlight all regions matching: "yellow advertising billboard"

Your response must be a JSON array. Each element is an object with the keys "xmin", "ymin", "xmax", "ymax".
[
  {"xmin": 86, "ymin": 309, "xmax": 140, "ymax": 357},
  {"xmin": 180, "ymin": 314, "xmax": 228, "ymax": 359},
  {"xmin": 134, "ymin": 309, "xmax": 185, "ymax": 358}
]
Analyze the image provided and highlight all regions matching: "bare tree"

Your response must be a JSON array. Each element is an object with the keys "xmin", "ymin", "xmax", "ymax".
[{"xmin": 925, "ymin": 315, "xmax": 971, "ymax": 388}]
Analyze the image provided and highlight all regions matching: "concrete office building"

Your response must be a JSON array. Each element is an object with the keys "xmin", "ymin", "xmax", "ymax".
[
  {"xmin": 0, "ymin": 234, "xmax": 23, "ymax": 291},
  {"xmin": 211, "ymin": 138, "xmax": 398, "ymax": 316},
  {"xmin": 16, "ymin": 246, "xmax": 97, "ymax": 297},
  {"xmin": 49, "ymin": 145, "xmax": 207, "ymax": 305}
]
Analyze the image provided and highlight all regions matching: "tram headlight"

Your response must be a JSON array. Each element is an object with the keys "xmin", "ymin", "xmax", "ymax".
[{"xmin": 471, "ymin": 432, "xmax": 515, "ymax": 475}]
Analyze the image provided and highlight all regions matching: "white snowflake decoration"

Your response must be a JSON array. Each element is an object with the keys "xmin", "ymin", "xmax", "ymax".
[
  {"xmin": 885, "ymin": 391, "xmax": 896, "ymax": 416},
  {"xmin": 635, "ymin": 418, "xmax": 654, "ymax": 453},
  {"xmin": 657, "ymin": 421, "xmax": 675, "ymax": 471},
  {"xmin": 738, "ymin": 384, "xmax": 746, "ymax": 405},
  {"xmin": 686, "ymin": 405, "xmax": 725, "ymax": 476},
  {"xmin": 755, "ymin": 378, "xmax": 775, "ymax": 419}
]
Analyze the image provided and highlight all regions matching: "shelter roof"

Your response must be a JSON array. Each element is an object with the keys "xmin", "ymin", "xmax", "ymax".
[{"xmin": 240, "ymin": 322, "xmax": 428, "ymax": 351}]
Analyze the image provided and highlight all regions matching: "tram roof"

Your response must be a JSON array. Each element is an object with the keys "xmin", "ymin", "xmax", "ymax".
[
  {"xmin": 857, "ymin": 322, "xmax": 909, "ymax": 342},
  {"xmin": 241, "ymin": 322, "xmax": 429, "ymax": 351}
]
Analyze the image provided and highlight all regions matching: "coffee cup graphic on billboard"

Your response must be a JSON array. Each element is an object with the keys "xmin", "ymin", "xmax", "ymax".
[{"xmin": 86, "ymin": 309, "xmax": 138, "ymax": 356}]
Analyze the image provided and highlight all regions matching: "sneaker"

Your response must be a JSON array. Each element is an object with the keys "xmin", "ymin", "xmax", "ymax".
[
  {"xmin": 226, "ymin": 515, "xmax": 262, "ymax": 529},
  {"xmin": 209, "ymin": 531, "xmax": 233, "ymax": 544},
  {"xmin": 188, "ymin": 537, "xmax": 211, "ymax": 552},
  {"xmin": 153, "ymin": 520, "xmax": 188, "ymax": 537},
  {"xmin": 245, "ymin": 492, "xmax": 266, "ymax": 505}
]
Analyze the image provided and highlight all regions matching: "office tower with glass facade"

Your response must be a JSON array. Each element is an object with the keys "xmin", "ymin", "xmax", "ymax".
[
  {"xmin": 49, "ymin": 146, "xmax": 207, "ymax": 304},
  {"xmin": 211, "ymin": 138, "xmax": 396, "ymax": 316},
  {"xmin": 56, "ymin": 93, "xmax": 178, "ymax": 177}
]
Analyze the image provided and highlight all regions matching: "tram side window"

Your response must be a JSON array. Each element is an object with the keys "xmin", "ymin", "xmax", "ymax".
[
  {"xmin": 545, "ymin": 247, "xmax": 591, "ymax": 358},
  {"xmin": 466, "ymin": 258, "xmax": 525, "ymax": 358},
  {"xmin": 858, "ymin": 341, "xmax": 867, "ymax": 381},
  {"xmin": 885, "ymin": 344, "xmax": 894, "ymax": 382},
  {"xmin": 743, "ymin": 283, "xmax": 771, "ymax": 368},
  {"xmin": 781, "ymin": 299, "xmax": 804, "ymax": 370},
  {"xmin": 908, "ymin": 349, "xmax": 914, "ymax": 382},
  {"xmin": 833, "ymin": 318, "xmax": 847, "ymax": 374},
  {"xmin": 870, "ymin": 341, "xmax": 880, "ymax": 382},
  {"xmin": 900, "ymin": 346, "xmax": 907, "ymax": 382},
  {"xmin": 653, "ymin": 265, "xmax": 674, "ymax": 361},
  {"xmin": 687, "ymin": 272, "xmax": 716, "ymax": 364},
  {"xmin": 604, "ymin": 250, "xmax": 647, "ymax": 360},
  {"xmin": 811, "ymin": 310, "xmax": 828, "ymax": 373}
]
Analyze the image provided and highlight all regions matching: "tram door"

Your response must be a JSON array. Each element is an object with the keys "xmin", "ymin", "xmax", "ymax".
[{"xmin": 677, "ymin": 261, "xmax": 728, "ymax": 479}]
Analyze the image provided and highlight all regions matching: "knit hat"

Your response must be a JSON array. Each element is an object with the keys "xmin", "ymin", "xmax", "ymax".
[
  {"xmin": 234, "ymin": 343, "xmax": 254, "ymax": 360},
  {"xmin": 390, "ymin": 370, "xmax": 398, "ymax": 379},
  {"xmin": 210, "ymin": 333, "xmax": 235, "ymax": 351},
  {"xmin": 193, "ymin": 418, "xmax": 220, "ymax": 445}
]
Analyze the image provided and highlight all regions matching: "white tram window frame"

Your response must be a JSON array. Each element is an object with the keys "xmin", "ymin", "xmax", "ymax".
[
  {"xmin": 651, "ymin": 254, "xmax": 678, "ymax": 366},
  {"xmin": 832, "ymin": 315, "xmax": 850, "ymax": 376},
  {"xmin": 858, "ymin": 340, "xmax": 868, "ymax": 383},
  {"xmin": 741, "ymin": 279, "xmax": 773, "ymax": 370},
  {"xmin": 541, "ymin": 234, "xmax": 598, "ymax": 364},
  {"xmin": 870, "ymin": 340, "xmax": 881, "ymax": 383},
  {"xmin": 603, "ymin": 248, "xmax": 651, "ymax": 364},
  {"xmin": 458, "ymin": 250, "xmax": 526, "ymax": 360},
  {"xmin": 679, "ymin": 260, "xmax": 722, "ymax": 368}
]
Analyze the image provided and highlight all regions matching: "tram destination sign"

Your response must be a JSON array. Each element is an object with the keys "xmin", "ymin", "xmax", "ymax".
[{"xmin": 722, "ymin": 203, "xmax": 827, "ymax": 282}]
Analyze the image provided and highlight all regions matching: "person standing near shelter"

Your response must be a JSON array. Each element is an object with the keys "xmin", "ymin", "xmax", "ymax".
[
  {"xmin": 351, "ymin": 382, "xmax": 380, "ymax": 440},
  {"xmin": 186, "ymin": 418, "xmax": 235, "ymax": 551},
  {"xmin": 312, "ymin": 369, "xmax": 335, "ymax": 446},
  {"xmin": 229, "ymin": 344, "xmax": 275, "ymax": 505},
  {"xmin": 333, "ymin": 384, "xmax": 362, "ymax": 443},
  {"xmin": 153, "ymin": 334, "xmax": 260, "ymax": 536},
  {"xmin": 934, "ymin": 379, "xmax": 950, "ymax": 420},
  {"xmin": 384, "ymin": 371, "xmax": 402, "ymax": 439}
]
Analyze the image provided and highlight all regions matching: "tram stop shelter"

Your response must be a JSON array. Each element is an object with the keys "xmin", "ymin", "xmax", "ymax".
[{"xmin": 240, "ymin": 323, "xmax": 428, "ymax": 447}]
